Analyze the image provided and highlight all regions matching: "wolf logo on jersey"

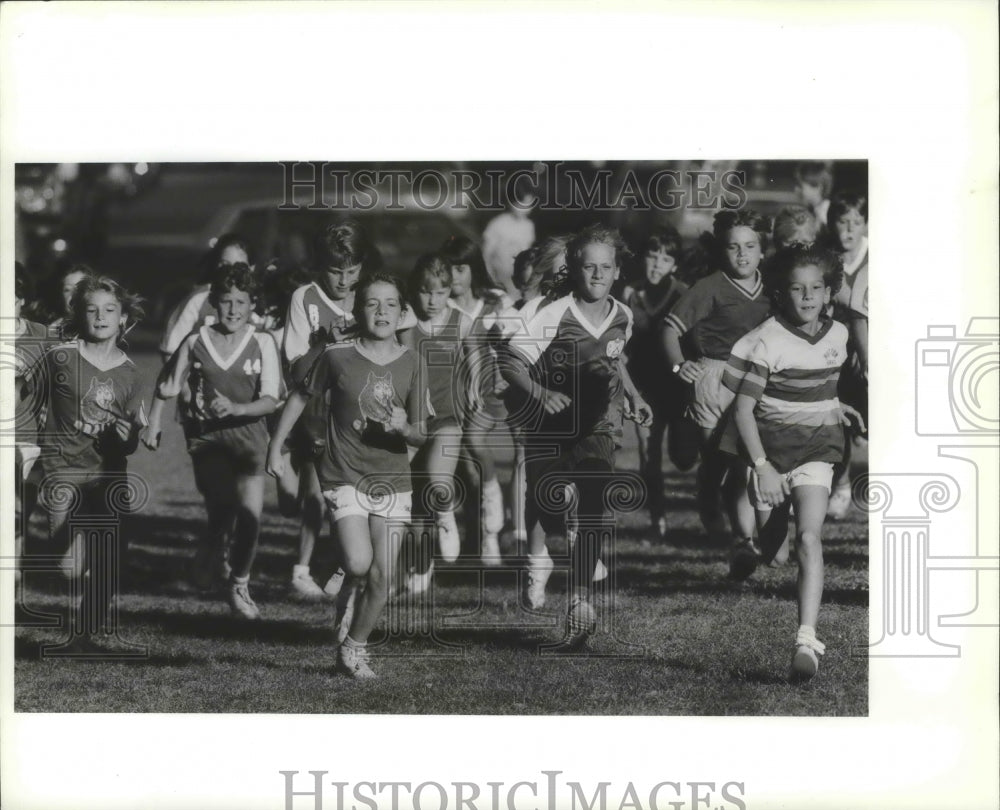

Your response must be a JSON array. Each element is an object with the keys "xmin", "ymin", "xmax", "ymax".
[
  {"xmin": 78, "ymin": 377, "xmax": 117, "ymax": 435},
  {"xmin": 358, "ymin": 370, "xmax": 394, "ymax": 424}
]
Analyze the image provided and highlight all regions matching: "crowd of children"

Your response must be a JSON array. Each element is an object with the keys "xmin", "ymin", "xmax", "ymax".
[{"xmin": 12, "ymin": 168, "xmax": 870, "ymax": 681}]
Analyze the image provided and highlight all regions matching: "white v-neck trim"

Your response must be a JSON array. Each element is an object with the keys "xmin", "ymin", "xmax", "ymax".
[
  {"xmin": 311, "ymin": 281, "xmax": 351, "ymax": 319},
  {"xmin": 201, "ymin": 324, "xmax": 256, "ymax": 371},
  {"xmin": 76, "ymin": 340, "xmax": 131, "ymax": 372},
  {"xmin": 448, "ymin": 298, "xmax": 484, "ymax": 321},
  {"xmin": 722, "ymin": 270, "xmax": 762, "ymax": 300},
  {"xmin": 569, "ymin": 296, "xmax": 618, "ymax": 339},
  {"xmin": 354, "ymin": 341, "xmax": 408, "ymax": 367}
]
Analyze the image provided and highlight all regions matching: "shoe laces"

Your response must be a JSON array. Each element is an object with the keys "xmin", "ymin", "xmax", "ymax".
[{"xmin": 795, "ymin": 630, "xmax": 826, "ymax": 655}]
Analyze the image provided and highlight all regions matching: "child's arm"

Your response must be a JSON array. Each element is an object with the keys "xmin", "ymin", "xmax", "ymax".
[
  {"xmin": 143, "ymin": 336, "xmax": 194, "ymax": 450},
  {"xmin": 265, "ymin": 390, "xmax": 308, "ymax": 478},
  {"xmin": 851, "ymin": 317, "xmax": 869, "ymax": 381},
  {"xmin": 498, "ymin": 347, "xmax": 571, "ymax": 415},
  {"xmin": 732, "ymin": 392, "xmax": 789, "ymax": 507},
  {"xmin": 210, "ymin": 333, "xmax": 282, "ymax": 420},
  {"xmin": 662, "ymin": 323, "xmax": 706, "ymax": 383},
  {"xmin": 619, "ymin": 358, "xmax": 652, "ymax": 427}
]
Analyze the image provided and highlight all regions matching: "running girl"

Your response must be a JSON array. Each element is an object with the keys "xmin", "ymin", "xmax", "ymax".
[
  {"xmin": 144, "ymin": 263, "xmax": 280, "ymax": 619},
  {"xmin": 267, "ymin": 273, "xmax": 428, "ymax": 679},
  {"xmin": 36, "ymin": 276, "xmax": 146, "ymax": 651},
  {"xmin": 721, "ymin": 243, "xmax": 864, "ymax": 679}
]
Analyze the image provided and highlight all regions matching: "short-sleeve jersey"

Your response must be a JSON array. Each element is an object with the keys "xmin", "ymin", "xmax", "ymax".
[
  {"xmin": 302, "ymin": 343, "xmax": 427, "ymax": 494},
  {"xmin": 159, "ymin": 286, "xmax": 216, "ymax": 356},
  {"xmin": 664, "ymin": 270, "xmax": 771, "ymax": 360},
  {"xmin": 832, "ymin": 241, "xmax": 868, "ymax": 323},
  {"xmin": 720, "ymin": 314, "xmax": 848, "ymax": 472},
  {"xmin": 509, "ymin": 294, "xmax": 633, "ymax": 443},
  {"xmin": 38, "ymin": 340, "xmax": 145, "ymax": 473},
  {"xmin": 14, "ymin": 319, "xmax": 53, "ymax": 444},
  {"xmin": 159, "ymin": 325, "xmax": 279, "ymax": 437},
  {"xmin": 399, "ymin": 307, "xmax": 465, "ymax": 423}
]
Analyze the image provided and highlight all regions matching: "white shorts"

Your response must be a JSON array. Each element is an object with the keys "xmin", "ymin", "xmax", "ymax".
[
  {"xmin": 322, "ymin": 485, "xmax": 413, "ymax": 522},
  {"xmin": 687, "ymin": 358, "xmax": 736, "ymax": 430},
  {"xmin": 749, "ymin": 461, "xmax": 835, "ymax": 511}
]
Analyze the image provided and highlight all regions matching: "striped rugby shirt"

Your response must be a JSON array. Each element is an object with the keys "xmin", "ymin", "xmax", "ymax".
[{"xmin": 720, "ymin": 314, "xmax": 848, "ymax": 472}]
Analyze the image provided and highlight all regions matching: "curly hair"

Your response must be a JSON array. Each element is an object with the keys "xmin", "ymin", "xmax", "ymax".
[
  {"xmin": 316, "ymin": 218, "xmax": 374, "ymax": 273},
  {"xmin": 773, "ymin": 204, "xmax": 820, "ymax": 249},
  {"xmin": 762, "ymin": 243, "xmax": 843, "ymax": 307},
  {"xmin": 208, "ymin": 262, "xmax": 259, "ymax": 309}
]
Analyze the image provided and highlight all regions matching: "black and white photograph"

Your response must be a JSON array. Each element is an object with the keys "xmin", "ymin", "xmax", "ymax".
[
  {"xmin": 1, "ymin": 3, "xmax": 996, "ymax": 810},
  {"xmin": 8, "ymin": 159, "xmax": 871, "ymax": 715}
]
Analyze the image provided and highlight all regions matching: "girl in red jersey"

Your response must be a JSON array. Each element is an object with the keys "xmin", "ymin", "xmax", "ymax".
[
  {"xmin": 35, "ymin": 276, "xmax": 146, "ymax": 651},
  {"xmin": 267, "ymin": 273, "xmax": 428, "ymax": 679},
  {"xmin": 144, "ymin": 263, "xmax": 280, "ymax": 619}
]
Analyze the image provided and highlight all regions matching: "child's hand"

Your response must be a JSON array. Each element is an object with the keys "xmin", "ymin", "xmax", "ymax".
[
  {"xmin": 839, "ymin": 403, "xmax": 866, "ymax": 434},
  {"xmin": 210, "ymin": 394, "xmax": 243, "ymax": 418},
  {"xmin": 141, "ymin": 422, "xmax": 162, "ymax": 451},
  {"xmin": 625, "ymin": 394, "xmax": 654, "ymax": 428},
  {"xmin": 385, "ymin": 406, "xmax": 409, "ymax": 435},
  {"xmin": 676, "ymin": 359, "xmax": 706, "ymax": 384},
  {"xmin": 756, "ymin": 463, "xmax": 790, "ymax": 507},
  {"xmin": 539, "ymin": 388, "xmax": 572, "ymax": 415},
  {"xmin": 265, "ymin": 444, "xmax": 285, "ymax": 479}
]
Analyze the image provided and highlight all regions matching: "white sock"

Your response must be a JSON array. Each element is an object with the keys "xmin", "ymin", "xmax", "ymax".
[{"xmin": 292, "ymin": 564, "xmax": 310, "ymax": 578}]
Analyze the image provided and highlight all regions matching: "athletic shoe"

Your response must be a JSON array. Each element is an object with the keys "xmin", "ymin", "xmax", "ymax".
[
  {"xmin": 551, "ymin": 596, "xmax": 597, "ymax": 652},
  {"xmin": 524, "ymin": 552, "xmax": 554, "ymax": 609},
  {"xmin": 826, "ymin": 486, "xmax": 852, "ymax": 520},
  {"xmin": 337, "ymin": 641, "xmax": 375, "ymax": 680},
  {"xmin": 406, "ymin": 560, "xmax": 434, "ymax": 596},
  {"xmin": 290, "ymin": 565, "xmax": 326, "ymax": 601},
  {"xmin": 228, "ymin": 580, "xmax": 261, "ymax": 620},
  {"xmin": 728, "ymin": 538, "xmax": 761, "ymax": 581},
  {"xmin": 482, "ymin": 480, "xmax": 504, "ymax": 535},
  {"xmin": 323, "ymin": 569, "xmax": 345, "ymax": 599},
  {"xmin": 436, "ymin": 511, "xmax": 460, "ymax": 563},
  {"xmin": 656, "ymin": 514, "xmax": 669, "ymax": 540},
  {"xmin": 481, "ymin": 532, "xmax": 502, "ymax": 567},
  {"xmin": 592, "ymin": 559, "xmax": 609, "ymax": 583},
  {"xmin": 790, "ymin": 630, "xmax": 826, "ymax": 681}
]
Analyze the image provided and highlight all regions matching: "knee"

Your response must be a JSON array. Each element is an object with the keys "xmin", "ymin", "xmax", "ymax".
[
  {"xmin": 797, "ymin": 530, "xmax": 823, "ymax": 555},
  {"xmin": 340, "ymin": 551, "xmax": 372, "ymax": 579},
  {"xmin": 365, "ymin": 563, "xmax": 389, "ymax": 598}
]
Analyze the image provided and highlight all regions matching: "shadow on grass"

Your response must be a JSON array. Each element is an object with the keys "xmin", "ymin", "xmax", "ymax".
[{"xmin": 118, "ymin": 607, "xmax": 339, "ymax": 645}]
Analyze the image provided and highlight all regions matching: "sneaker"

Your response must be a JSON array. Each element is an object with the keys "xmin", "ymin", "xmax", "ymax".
[
  {"xmin": 656, "ymin": 514, "xmax": 669, "ymax": 540},
  {"xmin": 482, "ymin": 480, "xmax": 504, "ymax": 535},
  {"xmin": 524, "ymin": 552, "xmax": 554, "ymax": 609},
  {"xmin": 228, "ymin": 580, "xmax": 261, "ymax": 620},
  {"xmin": 290, "ymin": 565, "xmax": 326, "ymax": 601},
  {"xmin": 592, "ymin": 558, "xmax": 609, "ymax": 583},
  {"xmin": 551, "ymin": 596, "xmax": 596, "ymax": 652},
  {"xmin": 436, "ymin": 511, "xmax": 460, "ymax": 563},
  {"xmin": 728, "ymin": 538, "xmax": 761, "ymax": 581},
  {"xmin": 481, "ymin": 532, "xmax": 502, "ymax": 567},
  {"xmin": 323, "ymin": 569, "xmax": 345, "ymax": 599},
  {"xmin": 826, "ymin": 486, "xmax": 852, "ymax": 520},
  {"xmin": 790, "ymin": 631, "xmax": 826, "ymax": 681},
  {"xmin": 406, "ymin": 560, "xmax": 434, "ymax": 596},
  {"xmin": 337, "ymin": 641, "xmax": 376, "ymax": 680}
]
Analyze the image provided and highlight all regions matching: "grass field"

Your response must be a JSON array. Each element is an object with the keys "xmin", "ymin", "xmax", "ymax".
[{"xmin": 13, "ymin": 341, "xmax": 869, "ymax": 716}]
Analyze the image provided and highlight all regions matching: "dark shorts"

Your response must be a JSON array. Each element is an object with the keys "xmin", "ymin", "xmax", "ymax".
[
  {"xmin": 523, "ymin": 434, "xmax": 619, "ymax": 535},
  {"xmin": 187, "ymin": 420, "xmax": 269, "ymax": 476}
]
